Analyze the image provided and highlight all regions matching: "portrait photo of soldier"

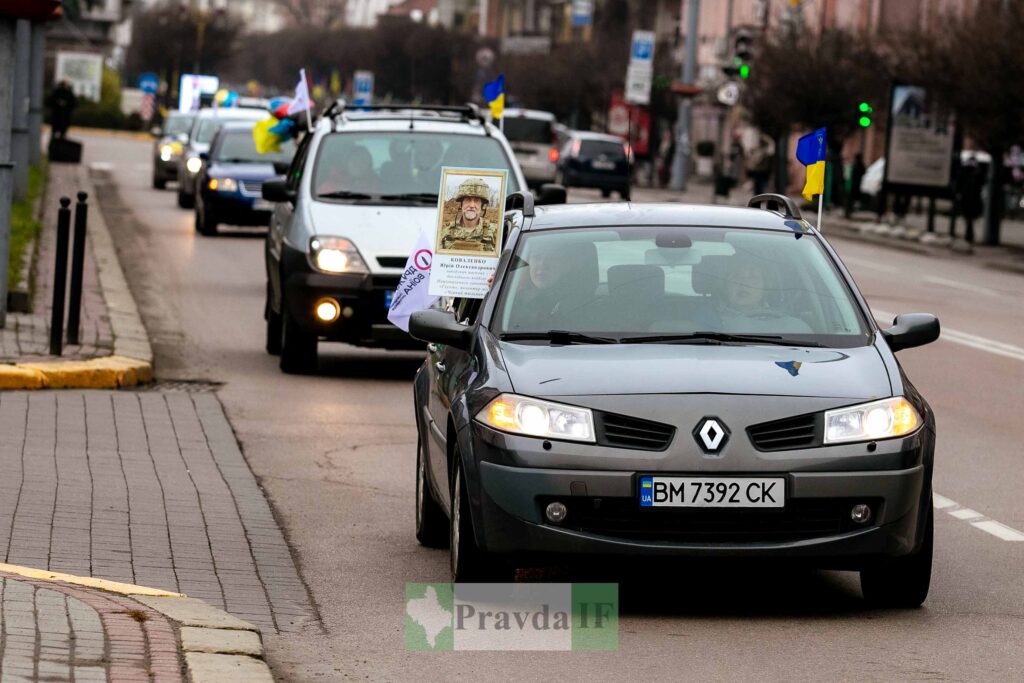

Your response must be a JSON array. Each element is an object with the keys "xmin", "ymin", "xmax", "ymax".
[{"xmin": 435, "ymin": 169, "xmax": 507, "ymax": 258}]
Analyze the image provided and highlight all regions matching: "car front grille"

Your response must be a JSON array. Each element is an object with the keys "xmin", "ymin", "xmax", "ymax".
[
  {"xmin": 596, "ymin": 412, "xmax": 675, "ymax": 451},
  {"xmin": 239, "ymin": 179, "xmax": 263, "ymax": 196},
  {"xmin": 543, "ymin": 496, "xmax": 880, "ymax": 543},
  {"xmin": 747, "ymin": 413, "xmax": 821, "ymax": 451}
]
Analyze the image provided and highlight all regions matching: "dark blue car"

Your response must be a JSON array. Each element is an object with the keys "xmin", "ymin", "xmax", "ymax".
[{"xmin": 195, "ymin": 122, "xmax": 296, "ymax": 236}]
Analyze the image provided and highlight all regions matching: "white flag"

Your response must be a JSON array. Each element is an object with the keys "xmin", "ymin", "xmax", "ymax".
[
  {"xmin": 387, "ymin": 228, "xmax": 439, "ymax": 332},
  {"xmin": 287, "ymin": 68, "xmax": 311, "ymax": 116}
]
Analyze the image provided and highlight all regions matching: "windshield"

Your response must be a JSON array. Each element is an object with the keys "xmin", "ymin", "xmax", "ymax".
[
  {"xmin": 214, "ymin": 130, "xmax": 295, "ymax": 164},
  {"xmin": 194, "ymin": 116, "xmax": 259, "ymax": 144},
  {"xmin": 492, "ymin": 226, "xmax": 870, "ymax": 347},
  {"xmin": 164, "ymin": 114, "xmax": 194, "ymax": 137},
  {"xmin": 504, "ymin": 117, "xmax": 553, "ymax": 144},
  {"xmin": 580, "ymin": 139, "xmax": 626, "ymax": 160},
  {"xmin": 312, "ymin": 132, "xmax": 520, "ymax": 203}
]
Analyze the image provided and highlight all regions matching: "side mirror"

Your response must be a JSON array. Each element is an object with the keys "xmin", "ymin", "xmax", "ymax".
[
  {"xmin": 272, "ymin": 160, "xmax": 290, "ymax": 175},
  {"xmin": 150, "ymin": 126, "xmax": 162, "ymax": 137},
  {"xmin": 536, "ymin": 183, "xmax": 567, "ymax": 205},
  {"xmin": 262, "ymin": 179, "xmax": 296, "ymax": 204},
  {"xmin": 881, "ymin": 313, "xmax": 940, "ymax": 352},
  {"xmin": 198, "ymin": 151, "xmax": 209, "ymax": 161},
  {"xmin": 409, "ymin": 309, "xmax": 471, "ymax": 350}
]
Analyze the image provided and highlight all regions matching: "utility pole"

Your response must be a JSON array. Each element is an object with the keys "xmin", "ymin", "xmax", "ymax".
[
  {"xmin": 28, "ymin": 22, "xmax": 44, "ymax": 166},
  {"xmin": 11, "ymin": 19, "xmax": 30, "ymax": 200},
  {"xmin": 0, "ymin": 18, "xmax": 17, "ymax": 327},
  {"xmin": 670, "ymin": 0, "xmax": 700, "ymax": 191}
]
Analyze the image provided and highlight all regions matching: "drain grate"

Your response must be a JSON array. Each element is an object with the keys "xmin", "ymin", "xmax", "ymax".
[{"xmin": 132, "ymin": 379, "xmax": 223, "ymax": 393}]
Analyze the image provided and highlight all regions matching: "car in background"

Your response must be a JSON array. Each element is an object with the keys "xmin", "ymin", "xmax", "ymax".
[
  {"xmin": 557, "ymin": 131, "xmax": 632, "ymax": 200},
  {"xmin": 176, "ymin": 107, "xmax": 269, "ymax": 209},
  {"xmin": 260, "ymin": 103, "xmax": 535, "ymax": 374},
  {"xmin": 194, "ymin": 122, "xmax": 296, "ymax": 236},
  {"xmin": 408, "ymin": 194, "xmax": 939, "ymax": 607},
  {"xmin": 503, "ymin": 108, "xmax": 561, "ymax": 189},
  {"xmin": 151, "ymin": 112, "xmax": 195, "ymax": 189}
]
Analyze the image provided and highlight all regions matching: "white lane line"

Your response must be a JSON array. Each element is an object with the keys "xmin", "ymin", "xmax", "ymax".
[
  {"xmin": 934, "ymin": 492, "xmax": 1024, "ymax": 542},
  {"xmin": 89, "ymin": 161, "xmax": 113, "ymax": 172},
  {"xmin": 872, "ymin": 308, "xmax": 1024, "ymax": 364},
  {"xmin": 924, "ymin": 276, "xmax": 1000, "ymax": 298},
  {"xmin": 841, "ymin": 256, "xmax": 899, "ymax": 274},
  {"xmin": 972, "ymin": 520, "xmax": 1024, "ymax": 542}
]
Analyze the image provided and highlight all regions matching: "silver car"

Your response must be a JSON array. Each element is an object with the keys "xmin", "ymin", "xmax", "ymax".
[{"xmin": 176, "ymin": 107, "xmax": 269, "ymax": 208}]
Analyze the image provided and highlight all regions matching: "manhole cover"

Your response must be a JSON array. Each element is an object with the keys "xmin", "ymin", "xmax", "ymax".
[{"xmin": 132, "ymin": 379, "xmax": 222, "ymax": 393}]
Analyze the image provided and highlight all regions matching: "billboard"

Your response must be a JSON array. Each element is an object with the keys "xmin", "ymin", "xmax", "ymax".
[
  {"xmin": 178, "ymin": 74, "xmax": 220, "ymax": 113},
  {"xmin": 883, "ymin": 84, "xmax": 957, "ymax": 193},
  {"xmin": 54, "ymin": 51, "xmax": 103, "ymax": 101}
]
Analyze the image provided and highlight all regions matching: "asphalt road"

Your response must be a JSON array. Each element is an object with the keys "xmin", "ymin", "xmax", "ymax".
[{"xmin": 83, "ymin": 132, "xmax": 1023, "ymax": 681}]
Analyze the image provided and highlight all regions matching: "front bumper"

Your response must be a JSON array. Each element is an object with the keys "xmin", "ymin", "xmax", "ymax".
[
  {"xmin": 155, "ymin": 156, "xmax": 179, "ymax": 180},
  {"xmin": 280, "ymin": 245, "xmax": 419, "ymax": 349},
  {"xmin": 562, "ymin": 166, "xmax": 629, "ymax": 191},
  {"xmin": 203, "ymin": 192, "xmax": 271, "ymax": 226},
  {"xmin": 470, "ymin": 426, "xmax": 930, "ymax": 567}
]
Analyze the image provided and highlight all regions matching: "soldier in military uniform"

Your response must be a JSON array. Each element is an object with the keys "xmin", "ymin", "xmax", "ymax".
[{"xmin": 439, "ymin": 177, "xmax": 499, "ymax": 255}]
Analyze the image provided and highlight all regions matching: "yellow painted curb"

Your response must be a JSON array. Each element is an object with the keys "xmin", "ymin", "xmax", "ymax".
[
  {"xmin": 0, "ymin": 356, "xmax": 153, "ymax": 390},
  {"xmin": 0, "ymin": 563, "xmax": 184, "ymax": 598}
]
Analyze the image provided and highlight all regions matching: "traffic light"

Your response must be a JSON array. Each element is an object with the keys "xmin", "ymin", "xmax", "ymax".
[
  {"xmin": 723, "ymin": 29, "xmax": 754, "ymax": 79},
  {"xmin": 858, "ymin": 101, "xmax": 873, "ymax": 128}
]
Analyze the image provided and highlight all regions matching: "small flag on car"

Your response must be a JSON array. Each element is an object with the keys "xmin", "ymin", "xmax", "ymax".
[
  {"xmin": 796, "ymin": 127, "xmax": 827, "ymax": 201},
  {"xmin": 483, "ymin": 75, "xmax": 505, "ymax": 120}
]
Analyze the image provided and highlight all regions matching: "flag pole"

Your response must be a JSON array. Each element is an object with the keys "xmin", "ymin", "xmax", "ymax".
[{"xmin": 817, "ymin": 193, "xmax": 824, "ymax": 230}]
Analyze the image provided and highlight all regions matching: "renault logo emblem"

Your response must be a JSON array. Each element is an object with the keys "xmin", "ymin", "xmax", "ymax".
[{"xmin": 693, "ymin": 417, "xmax": 729, "ymax": 455}]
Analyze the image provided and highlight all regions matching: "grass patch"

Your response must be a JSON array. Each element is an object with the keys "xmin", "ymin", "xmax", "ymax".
[{"xmin": 8, "ymin": 161, "xmax": 47, "ymax": 293}]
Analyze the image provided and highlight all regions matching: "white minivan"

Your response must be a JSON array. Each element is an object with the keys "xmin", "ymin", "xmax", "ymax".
[{"xmin": 261, "ymin": 104, "xmax": 534, "ymax": 374}]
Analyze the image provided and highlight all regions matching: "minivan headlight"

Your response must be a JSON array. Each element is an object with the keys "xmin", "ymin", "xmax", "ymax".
[
  {"xmin": 309, "ymin": 236, "xmax": 369, "ymax": 274},
  {"xmin": 476, "ymin": 394, "xmax": 595, "ymax": 443},
  {"xmin": 824, "ymin": 397, "xmax": 921, "ymax": 444}
]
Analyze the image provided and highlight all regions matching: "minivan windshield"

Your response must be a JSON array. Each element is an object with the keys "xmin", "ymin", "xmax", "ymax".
[
  {"xmin": 164, "ymin": 114, "xmax": 194, "ymax": 137},
  {"xmin": 214, "ymin": 130, "xmax": 295, "ymax": 164},
  {"xmin": 312, "ymin": 132, "xmax": 520, "ymax": 203},
  {"xmin": 194, "ymin": 116, "xmax": 261, "ymax": 144},
  {"xmin": 493, "ymin": 226, "xmax": 870, "ymax": 347}
]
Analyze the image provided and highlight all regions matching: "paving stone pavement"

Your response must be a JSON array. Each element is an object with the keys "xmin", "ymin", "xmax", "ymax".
[
  {"xmin": 0, "ymin": 390, "xmax": 317, "ymax": 635},
  {"xmin": 1, "ymin": 164, "xmax": 114, "ymax": 363}
]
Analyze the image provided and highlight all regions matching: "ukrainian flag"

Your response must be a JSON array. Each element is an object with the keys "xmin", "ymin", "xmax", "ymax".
[
  {"xmin": 483, "ymin": 75, "xmax": 505, "ymax": 120},
  {"xmin": 796, "ymin": 127, "xmax": 827, "ymax": 201}
]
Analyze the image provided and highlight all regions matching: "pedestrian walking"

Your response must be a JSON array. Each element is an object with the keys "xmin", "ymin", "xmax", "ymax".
[
  {"xmin": 745, "ymin": 132, "xmax": 775, "ymax": 195},
  {"xmin": 48, "ymin": 80, "xmax": 78, "ymax": 140},
  {"xmin": 845, "ymin": 153, "xmax": 866, "ymax": 217},
  {"xmin": 955, "ymin": 154, "xmax": 986, "ymax": 243}
]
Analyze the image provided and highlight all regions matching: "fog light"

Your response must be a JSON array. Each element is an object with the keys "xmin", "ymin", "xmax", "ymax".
[
  {"xmin": 545, "ymin": 502, "xmax": 568, "ymax": 524},
  {"xmin": 851, "ymin": 504, "xmax": 872, "ymax": 524},
  {"xmin": 341, "ymin": 306, "xmax": 354, "ymax": 319},
  {"xmin": 314, "ymin": 298, "xmax": 340, "ymax": 323}
]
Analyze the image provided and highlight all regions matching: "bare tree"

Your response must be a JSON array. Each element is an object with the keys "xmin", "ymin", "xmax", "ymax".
[{"xmin": 267, "ymin": 0, "xmax": 347, "ymax": 28}]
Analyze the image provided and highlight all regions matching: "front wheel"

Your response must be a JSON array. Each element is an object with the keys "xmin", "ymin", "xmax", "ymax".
[
  {"xmin": 195, "ymin": 203, "xmax": 218, "ymax": 236},
  {"xmin": 265, "ymin": 282, "xmax": 282, "ymax": 355},
  {"xmin": 450, "ymin": 457, "xmax": 511, "ymax": 582},
  {"xmin": 416, "ymin": 437, "xmax": 448, "ymax": 548},
  {"xmin": 177, "ymin": 188, "xmax": 194, "ymax": 209},
  {"xmin": 279, "ymin": 306, "xmax": 318, "ymax": 374},
  {"xmin": 860, "ymin": 501, "xmax": 933, "ymax": 608},
  {"xmin": 619, "ymin": 187, "xmax": 631, "ymax": 201},
  {"xmin": 153, "ymin": 174, "xmax": 166, "ymax": 190}
]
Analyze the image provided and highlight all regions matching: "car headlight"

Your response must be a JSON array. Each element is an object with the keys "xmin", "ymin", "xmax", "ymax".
[
  {"xmin": 185, "ymin": 156, "xmax": 203, "ymax": 174},
  {"xmin": 309, "ymin": 236, "xmax": 369, "ymax": 274},
  {"xmin": 476, "ymin": 394, "xmax": 595, "ymax": 443},
  {"xmin": 208, "ymin": 177, "xmax": 237, "ymax": 192},
  {"xmin": 824, "ymin": 397, "xmax": 922, "ymax": 444},
  {"xmin": 159, "ymin": 142, "xmax": 183, "ymax": 161}
]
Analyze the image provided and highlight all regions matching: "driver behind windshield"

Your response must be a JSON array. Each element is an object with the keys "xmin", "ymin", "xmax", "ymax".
[{"xmin": 716, "ymin": 256, "xmax": 812, "ymax": 334}]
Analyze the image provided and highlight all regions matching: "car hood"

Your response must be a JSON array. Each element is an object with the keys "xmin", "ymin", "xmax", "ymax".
[
  {"xmin": 307, "ymin": 202, "xmax": 436, "ymax": 275},
  {"xmin": 498, "ymin": 342, "xmax": 891, "ymax": 399}
]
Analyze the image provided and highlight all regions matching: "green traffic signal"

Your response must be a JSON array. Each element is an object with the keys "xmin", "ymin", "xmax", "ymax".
[
  {"xmin": 859, "ymin": 116, "xmax": 871, "ymax": 128},
  {"xmin": 739, "ymin": 64, "xmax": 750, "ymax": 79},
  {"xmin": 858, "ymin": 101, "xmax": 872, "ymax": 113}
]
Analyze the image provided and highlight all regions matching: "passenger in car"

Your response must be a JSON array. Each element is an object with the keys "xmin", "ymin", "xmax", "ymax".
[{"xmin": 717, "ymin": 258, "xmax": 813, "ymax": 333}]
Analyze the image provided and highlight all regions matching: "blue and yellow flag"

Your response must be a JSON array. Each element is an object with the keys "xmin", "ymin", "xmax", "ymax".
[
  {"xmin": 482, "ymin": 75, "xmax": 505, "ymax": 120},
  {"xmin": 796, "ymin": 127, "xmax": 827, "ymax": 201}
]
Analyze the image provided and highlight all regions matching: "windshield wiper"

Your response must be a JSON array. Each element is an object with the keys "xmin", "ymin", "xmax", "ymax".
[
  {"xmin": 317, "ymin": 190, "xmax": 375, "ymax": 200},
  {"xmin": 377, "ymin": 192, "xmax": 439, "ymax": 203},
  {"xmin": 621, "ymin": 332, "xmax": 823, "ymax": 347},
  {"xmin": 500, "ymin": 330, "xmax": 619, "ymax": 345}
]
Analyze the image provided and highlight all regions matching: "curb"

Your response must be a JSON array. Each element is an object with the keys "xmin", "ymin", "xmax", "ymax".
[
  {"xmin": 0, "ymin": 562, "xmax": 273, "ymax": 682},
  {"xmin": 1, "ymin": 165, "xmax": 155, "ymax": 390},
  {"xmin": 66, "ymin": 126, "xmax": 153, "ymax": 142}
]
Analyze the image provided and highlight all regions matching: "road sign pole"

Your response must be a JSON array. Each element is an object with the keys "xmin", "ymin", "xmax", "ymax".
[
  {"xmin": 0, "ymin": 19, "xmax": 18, "ymax": 328},
  {"xmin": 12, "ymin": 19, "xmax": 30, "ymax": 201},
  {"xmin": 28, "ymin": 22, "xmax": 45, "ymax": 166},
  {"xmin": 670, "ymin": 0, "xmax": 700, "ymax": 191}
]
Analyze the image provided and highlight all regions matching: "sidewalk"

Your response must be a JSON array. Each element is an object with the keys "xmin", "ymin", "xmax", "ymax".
[{"xmin": 0, "ymin": 163, "xmax": 152, "ymax": 389}]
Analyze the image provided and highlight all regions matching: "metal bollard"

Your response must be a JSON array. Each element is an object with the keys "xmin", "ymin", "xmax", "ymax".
[
  {"xmin": 49, "ymin": 197, "xmax": 71, "ymax": 356},
  {"xmin": 66, "ymin": 191, "xmax": 88, "ymax": 345}
]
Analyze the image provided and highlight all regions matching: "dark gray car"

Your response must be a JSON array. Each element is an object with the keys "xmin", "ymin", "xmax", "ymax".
[{"xmin": 409, "ymin": 194, "xmax": 940, "ymax": 607}]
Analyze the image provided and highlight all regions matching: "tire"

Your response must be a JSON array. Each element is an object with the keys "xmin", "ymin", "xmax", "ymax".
[
  {"xmin": 600, "ymin": 188, "xmax": 612, "ymax": 198},
  {"xmin": 416, "ymin": 436, "xmax": 448, "ymax": 548},
  {"xmin": 279, "ymin": 305, "xmax": 318, "ymax": 374},
  {"xmin": 265, "ymin": 282, "xmax": 282, "ymax": 355},
  {"xmin": 196, "ymin": 203, "xmax": 217, "ymax": 236},
  {"xmin": 177, "ymin": 189, "xmax": 194, "ymax": 209},
  {"xmin": 619, "ymin": 187, "xmax": 631, "ymax": 201},
  {"xmin": 153, "ymin": 175, "xmax": 166, "ymax": 190},
  {"xmin": 450, "ymin": 456, "xmax": 511, "ymax": 582},
  {"xmin": 860, "ymin": 501, "xmax": 933, "ymax": 608}
]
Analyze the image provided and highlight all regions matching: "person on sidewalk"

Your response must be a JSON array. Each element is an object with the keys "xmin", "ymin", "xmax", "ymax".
[
  {"xmin": 745, "ymin": 132, "xmax": 775, "ymax": 196},
  {"xmin": 845, "ymin": 153, "xmax": 866, "ymax": 218},
  {"xmin": 48, "ymin": 81, "xmax": 78, "ymax": 140}
]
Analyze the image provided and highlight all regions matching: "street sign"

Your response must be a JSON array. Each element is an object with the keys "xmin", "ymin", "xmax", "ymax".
[
  {"xmin": 624, "ymin": 64, "xmax": 652, "ymax": 106},
  {"xmin": 138, "ymin": 72, "xmax": 159, "ymax": 95},
  {"xmin": 631, "ymin": 30, "xmax": 655, "ymax": 63},
  {"xmin": 54, "ymin": 51, "xmax": 103, "ymax": 101},
  {"xmin": 717, "ymin": 81, "xmax": 740, "ymax": 106},
  {"xmin": 353, "ymin": 70, "xmax": 374, "ymax": 107},
  {"xmin": 571, "ymin": 0, "xmax": 592, "ymax": 27}
]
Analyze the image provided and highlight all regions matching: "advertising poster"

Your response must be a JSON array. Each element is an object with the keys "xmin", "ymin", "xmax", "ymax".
[
  {"xmin": 884, "ymin": 84, "xmax": 956, "ymax": 192},
  {"xmin": 428, "ymin": 168, "xmax": 508, "ymax": 299},
  {"xmin": 54, "ymin": 51, "xmax": 103, "ymax": 101},
  {"xmin": 178, "ymin": 74, "xmax": 220, "ymax": 113}
]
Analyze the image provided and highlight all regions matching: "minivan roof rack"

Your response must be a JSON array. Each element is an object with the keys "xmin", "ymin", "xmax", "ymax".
[
  {"xmin": 322, "ymin": 101, "xmax": 489, "ymax": 128},
  {"xmin": 748, "ymin": 193, "xmax": 802, "ymax": 220}
]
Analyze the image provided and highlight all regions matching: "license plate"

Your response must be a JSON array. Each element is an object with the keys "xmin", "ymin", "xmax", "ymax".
[
  {"xmin": 384, "ymin": 290, "xmax": 394, "ymax": 309},
  {"xmin": 253, "ymin": 199, "xmax": 273, "ymax": 211},
  {"xmin": 639, "ymin": 476, "xmax": 785, "ymax": 508},
  {"xmin": 592, "ymin": 160, "xmax": 616, "ymax": 170}
]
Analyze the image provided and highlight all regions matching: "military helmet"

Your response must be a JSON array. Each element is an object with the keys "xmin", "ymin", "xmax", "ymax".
[{"xmin": 454, "ymin": 177, "xmax": 491, "ymax": 205}]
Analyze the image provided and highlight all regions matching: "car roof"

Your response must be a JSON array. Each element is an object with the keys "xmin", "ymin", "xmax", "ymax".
[
  {"xmin": 525, "ymin": 202, "xmax": 812, "ymax": 234},
  {"xmin": 217, "ymin": 121, "xmax": 259, "ymax": 132},
  {"xmin": 195, "ymin": 107, "xmax": 268, "ymax": 120},
  {"xmin": 570, "ymin": 131, "xmax": 625, "ymax": 143},
  {"xmin": 321, "ymin": 114, "xmax": 495, "ymax": 136},
  {"xmin": 504, "ymin": 108, "xmax": 556, "ymax": 121}
]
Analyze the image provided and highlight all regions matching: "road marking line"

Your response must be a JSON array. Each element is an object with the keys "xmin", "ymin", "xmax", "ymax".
[
  {"xmin": 842, "ymin": 256, "xmax": 899, "ymax": 273},
  {"xmin": 950, "ymin": 507, "xmax": 984, "ymax": 520},
  {"xmin": 872, "ymin": 308, "xmax": 1024, "ymax": 363},
  {"xmin": 924, "ymin": 276, "xmax": 1001, "ymax": 297},
  {"xmin": 933, "ymin": 493, "xmax": 957, "ymax": 509},
  {"xmin": 971, "ymin": 520, "xmax": 1024, "ymax": 542},
  {"xmin": 89, "ymin": 161, "xmax": 113, "ymax": 172}
]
